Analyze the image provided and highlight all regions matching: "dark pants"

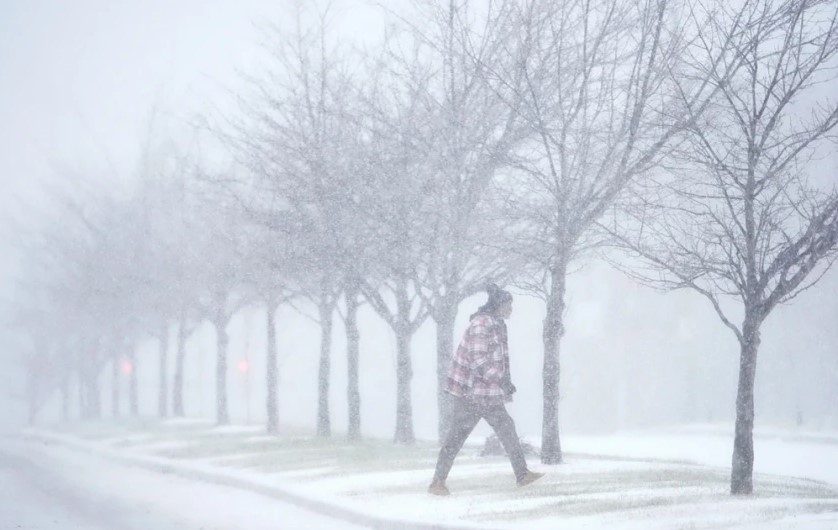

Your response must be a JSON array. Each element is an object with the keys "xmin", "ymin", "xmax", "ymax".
[{"xmin": 433, "ymin": 397, "xmax": 528, "ymax": 483}]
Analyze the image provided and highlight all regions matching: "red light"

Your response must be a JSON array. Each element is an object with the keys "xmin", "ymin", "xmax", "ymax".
[
  {"xmin": 237, "ymin": 359, "xmax": 250, "ymax": 373},
  {"xmin": 121, "ymin": 359, "xmax": 134, "ymax": 375}
]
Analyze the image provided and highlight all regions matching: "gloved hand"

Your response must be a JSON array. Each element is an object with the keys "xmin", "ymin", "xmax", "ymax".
[{"xmin": 501, "ymin": 378, "xmax": 517, "ymax": 395}]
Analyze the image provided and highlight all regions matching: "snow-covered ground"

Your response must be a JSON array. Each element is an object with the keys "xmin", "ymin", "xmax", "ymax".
[
  {"xmin": 13, "ymin": 421, "xmax": 838, "ymax": 529},
  {"xmin": 559, "ymin": 423, "xmax": 838, "ymax": 486},
  {"xmin": 0, "ymin": 435, "xmax": 362, "ymax": 530}
]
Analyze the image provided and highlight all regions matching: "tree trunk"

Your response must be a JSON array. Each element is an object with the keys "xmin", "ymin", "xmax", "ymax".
[
  {"xmin": 111, "ymin": 354, "xmax": 120, "ymax": 418},
  {"xmin": 345, "ymin": 286, "xmax": 361, "ymax": 441},
  {"xmin": 215, "ymin": 317, "xmax": 230, "ymax": 425},
  {"xmin": 731, "ymin": 316, "xmax": 761, "ymax": 495},
  {"xmin": 84, "ymin": 363, "xmax": 102, "ymax": 419},
  {"xmin": 542, "ymin": 259, "xmax": 568, "ymax": 464},
  {"xmin": 265, "ymin": 298, "xmax": 279, "ymax": 434},
  {"xmin": 172, "ymin": 312, "xmax": 188, "ymax": 417},
  {"xmin": 79, "ymin": 342, "xmax": 102, "ymax": 420},
  {"xmin": 128, "ymin": 348, "xmax": 139, "ymax": 417},
  {"xmin": 316, "ymin": 302, "xmax": 333, "ymax": 437},
  {"xmin": 77, "ymin": 350, "xmax": 87, "ymax": 419},
  {"xmin": 91, "ymin": 371, "xmax": 102, "ymax": 419},
  {"xmin": 394, "ymin": 284, "xmax": 415, "ymax": 445},
  {"xmin": 394, "ymin": 327, "xmax": 415, "ymax": 444},
  {"xmin": 77, "ymin": 367, "xmax": 87, "ymax": 418},
  {"xmin": 158, "ymin": 323, "xmax": 169, "ymax": 418},
  {"xmin": 434, "ymin": 297, "xmax": 457, "ymax": 443},
  {"xmin": 61, "ymin": 373, "xmax": 70, "ymax": 422}
]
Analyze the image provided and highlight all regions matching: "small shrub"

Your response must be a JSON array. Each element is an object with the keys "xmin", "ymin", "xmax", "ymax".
[{"xmin": 479, "ymin": 434, "xmax": 538, "ymax": 457}]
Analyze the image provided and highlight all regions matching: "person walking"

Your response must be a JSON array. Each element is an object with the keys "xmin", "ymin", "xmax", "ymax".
[{"xmin": 429, "ymin": 284, "xmax": 544, "ymax": 496}]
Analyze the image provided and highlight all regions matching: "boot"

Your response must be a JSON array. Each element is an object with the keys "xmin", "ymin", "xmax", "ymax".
[
  {"xmin": 517, "ymin": 470, "xmax": 545, "ymax": 487},
  {"xmin": 428, "ymin": 479, "xmax": 450, "ymax": 496}
]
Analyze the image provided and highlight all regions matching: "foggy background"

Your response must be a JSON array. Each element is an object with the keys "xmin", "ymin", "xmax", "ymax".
[{"xmin": 1, "ymin": 0, "xmax": 836, "ymax": 441}]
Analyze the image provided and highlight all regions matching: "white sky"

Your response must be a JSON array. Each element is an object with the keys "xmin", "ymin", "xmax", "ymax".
[{"xmin": 0, "ymin": 0, "xmax": 406, "ymax": 297}]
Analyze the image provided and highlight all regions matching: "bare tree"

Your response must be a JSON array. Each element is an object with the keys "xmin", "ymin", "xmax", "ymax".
[
  {"xmin": 341, "ymin": 278, "xmax": 363, "ymax": 440},
  {"xmin": 378, "ymin": 0, "xmax": 530, "ymax": 441},
  {"xmin": 191, "ymin": 186, "xmax": 252, "ymax": 426},
  {"xmin": 488, "ymin": 0, "xmax": 779, "ymax": 464},
  {"xmin": 227, "ymin": 2, "xmax": 369, "ymax": 437},
  {"xmin": 8, "ymin": 303, "xmax": 55, "ymax": 425},
  {"xmin": 171, "ymin": 307, "xmax": 200, "ymax": 418},
  {"xmin": 9, "ymin": 115, "xmax": 224, "ymax": 425},
  {"xmin": 263, "ymin": 290, "xmax": 283, "ymax": 434},
  {"xmin": 607, "ymin": 0, "xmax": 838, "ymax": 494},
  {"xmin": 168, "ymin": 172, "xmax": 202, "ymax": 419},
  {"xmin": 131, "ymin": 131, "xmax": 198, "ymax": 419},
  {"xmin": 237, "ymin": 223, "xmax": 298, "ymax": 435},
  {"xmin": 251, "ymin": 206, "xmax": 343, "ymax": 436},
  {"xmin": 350, "ymin": 59, "xmax": 442, "ymax": 444},
  {"xmin": 20, "ymin": 179, "xmax": 136, "ymax": 420},
  {"xmin": 170, "ymin": 243, "xmax": 206, "ymax": 420}
]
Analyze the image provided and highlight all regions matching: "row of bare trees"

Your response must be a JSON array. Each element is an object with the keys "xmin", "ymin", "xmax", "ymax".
[{"xmin": 9, "ymin": 0, "xmax": 837, "ymax": 496}]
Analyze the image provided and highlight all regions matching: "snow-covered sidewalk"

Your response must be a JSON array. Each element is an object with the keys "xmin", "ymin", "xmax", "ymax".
[
  {"xmin": 21, "ymin": 421, "xmax": 838, "ymax": 529},
  {"xmin": 560, "ymin": 423, "xmax": 838, "ymax": 486}
]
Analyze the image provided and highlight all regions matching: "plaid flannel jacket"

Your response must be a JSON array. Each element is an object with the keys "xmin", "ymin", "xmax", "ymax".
[{"xmin": 444, "ymin": 313, "xmax": 511, "ymax": 405}]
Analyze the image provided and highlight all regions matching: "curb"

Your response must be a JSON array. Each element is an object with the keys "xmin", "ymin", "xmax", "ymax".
[{"xmin": 22, "ymin": 429, "xmax": 496, "ymax": 530}]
